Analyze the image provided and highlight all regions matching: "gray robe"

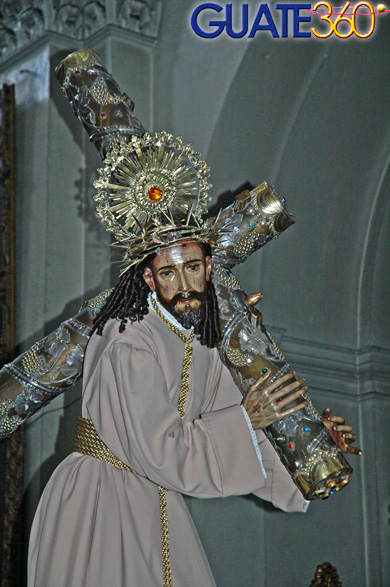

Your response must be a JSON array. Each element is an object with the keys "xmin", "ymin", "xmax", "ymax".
[{"xmin": 28, "ymin": 308, "xmax": 308, "ymax": 587}]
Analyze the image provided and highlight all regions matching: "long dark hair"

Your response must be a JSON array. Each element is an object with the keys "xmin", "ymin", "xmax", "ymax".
[{"xmin": 93, "ymin": 244, "xmax": 221, "ymax": 348}]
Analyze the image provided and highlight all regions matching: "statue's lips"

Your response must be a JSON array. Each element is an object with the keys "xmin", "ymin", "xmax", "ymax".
[
  {"xmin": 175, "ymin": 296, "xmax": 201, "ymax": 312},
  {"xmin": 172, "ymin": 291, "xmax": 202, "ymax": 303},
  {"xmin": 160, "ymin": 290, "xmax": 205, "ymax": 314}
]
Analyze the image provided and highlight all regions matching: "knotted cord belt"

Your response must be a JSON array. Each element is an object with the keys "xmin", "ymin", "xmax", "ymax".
[
  {"xmin": 73, "ymin": 417, "xmax": 172, "ymax": 585},
  {"xmin": 73, "ymin": 417, "xmax": 136, "ymax": 472},
  {"xmin": 73, "ymin": 300, "xmax": 195, "ymax": 587}
]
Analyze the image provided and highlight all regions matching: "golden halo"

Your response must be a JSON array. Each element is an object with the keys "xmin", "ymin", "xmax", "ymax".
[{"xmin": 94, "ymin": 131, "xmax": 211, "ymax": 243}]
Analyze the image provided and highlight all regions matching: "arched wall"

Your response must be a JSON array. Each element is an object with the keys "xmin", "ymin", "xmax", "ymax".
[
  {"xmin": 155, "ymin": 2, "xmax": 390, "ymax": 348},
  {"xmin": 154, "ymin": 3, "xmax": 390, "ymax": 585},
  {"xmin": 205, "ymin": 35, "xmax": 390, "ymax": 349}
]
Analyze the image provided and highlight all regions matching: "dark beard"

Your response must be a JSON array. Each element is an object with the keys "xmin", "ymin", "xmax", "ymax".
[
  {"xmin": 171, "ymin": 305, "xmax": 203, "ymax": 329},
  {"xmin": 156, "ymin": 290, "xmax": 206, "ymax": 330}
]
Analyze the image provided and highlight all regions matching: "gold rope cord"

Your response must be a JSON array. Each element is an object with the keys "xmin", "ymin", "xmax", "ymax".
[
  {"xmin": 73, "ymin": 418, "xmax": 174, "ymax": 586},
  {"xmin": 150, "ymin": 297, "xmax": 195, "ymax": 420},
  {"xmin": 150, "ymin": 296, "xmax": 195, "ymax": 586},
  {"xmin": 73, "ymin": 417, "xmax": 137, "ymax": 473},
  {"xmin": 158, "ymin": 486, "xmax": 173, "ymax": 587}
]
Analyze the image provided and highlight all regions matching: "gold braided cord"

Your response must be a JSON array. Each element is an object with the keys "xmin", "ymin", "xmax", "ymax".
[
  {"xmin": 178, "ymin": 335, "xmax": 194, "ymax": 419},
  {"xmin": 73, "ymin": 416, "xmax": 137, "ymax": 473},
  {"xmin": 267, "ymin": 331, "xmax": 286, "ymax": 361},
  {"xmin": 73, "ymin": 417, "xmax": 173, "ymax": 586},
  {"xmin": 158, "ymin": 486, "xmax": 173, "ymax": 587},
  {"xmin": 150, "ymin": 296, "xmax": 196, "ymax": 586},
  {"xmin": 302, "ymin": 392, "xmax": 323, "ymax": 420},
  {"xmin": 150, "ymin": 297, "xmax": 195, "ymax": 420},
  {"xmin": 150, "ymin": 296, "xmax": 191, "ymax": 344}
]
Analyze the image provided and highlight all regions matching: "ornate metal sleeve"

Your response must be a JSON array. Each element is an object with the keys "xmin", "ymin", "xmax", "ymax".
[
  {"xmin": 211, "ymin": 184, "xmax": 352, "ymax": 500},
  {"xmin": 0, "ymin": 291, "xmax": 111, "ymax": 439},
  {"xmin": 210, "ymin": 182, "xmax": 294, "ymax": 269},
  {"xmin": 55, "ymin": 49, "xmax": 145, "ymax": 159}
]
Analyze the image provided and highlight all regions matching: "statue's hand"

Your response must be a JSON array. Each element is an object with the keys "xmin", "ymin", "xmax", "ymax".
[
  {"xmin": 242, "ymin": 370, "xmax": 308, "ymax": 429},
  {"xmin": 322, "ymin": 408, "xmax": 362, "ymax": 455}
]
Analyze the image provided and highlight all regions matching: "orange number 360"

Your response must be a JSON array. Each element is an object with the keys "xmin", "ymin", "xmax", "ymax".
[{"xmin": 311, "ymin": 1, "xmax": 376, "ymax": 38}]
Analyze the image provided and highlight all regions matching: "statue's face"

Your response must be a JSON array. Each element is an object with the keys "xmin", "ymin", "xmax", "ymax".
[{"xmin": 143, "ymin": 242, "xmax": 212, "ymax": 319}]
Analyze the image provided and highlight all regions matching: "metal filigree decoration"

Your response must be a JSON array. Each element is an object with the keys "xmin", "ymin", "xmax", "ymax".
[
  {"xmin": 0, "ymin": 290, "xmax": 113, "ymax": 441},
  {"xmin": 214, "ymin": 280, "xmax": 352, "ymax": 500},
  {"xmin": 309, "ymin": 562, "xmax": 342, "ymax": 586},
  {"xmin": 94, "ymin": 131, "xmax": 215, "ymax": 267},
  {"xmin": 211, "ymin": 184, "xmax": 294, "ymax": 269},
  {"xmin": 55, "ymin": 48, "xmax": 146, "ymax": 159}
]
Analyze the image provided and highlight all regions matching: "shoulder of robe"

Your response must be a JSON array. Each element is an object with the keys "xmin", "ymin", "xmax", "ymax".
[{"xmin": 86, "ymin": 311, "xmax": 172, "ymax": 361}]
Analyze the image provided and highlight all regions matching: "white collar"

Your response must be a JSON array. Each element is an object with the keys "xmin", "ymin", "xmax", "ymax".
[{"xmin": 148, "ymin": 291, "xmax": 193, "ymax": 334}]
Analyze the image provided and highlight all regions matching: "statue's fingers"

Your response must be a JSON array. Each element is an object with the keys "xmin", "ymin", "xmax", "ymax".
[
  {"xmin": 333, "ymin": 424, "xmax": 352, "ymax": 433},
  {"xmin": 245, "ymin": 387, "xmax": 269, "ymax": 409},
  {"xmin": 267, "ymin": 402, "xmax": 277, "ymax": 414},
  {"xmin": 277, "ymin": 399, "xmax": 308, "ymax": 418},
  {"xmin": 263, "ymin": 371, "xmax": 297, "ymax": 393},
  {"xmin": 251, "ymin": 368, "xmax": 272, "ymax": 390},
  {"xmin": 276, "ymin": 386, "xmax": 308, "ymax": 409},
  {"xmin": 271, "ymin": 380, "xmax": 305, "ymax": 403},
  {"xmin": 342, "ymin": 433, "xmax": 357, "ymax": 442},
  {"xmin": 328, "ymin": 416, "xmax": 345, "ymax": 424},
  {"xmin": 345, "ymin": 445, "xmax": 362, "ymax": 456},
  {"xmin": 268, "ymin": 376, "xmax": 303, "ymax": 399}
]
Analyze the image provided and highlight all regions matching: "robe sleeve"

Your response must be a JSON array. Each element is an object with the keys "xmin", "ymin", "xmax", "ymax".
[
  {"xmin": 205, "ymin": 361, "xmax": 309, "ymax": 513},
  {"xmin": 84, "ymin": 341, "xmax": 266, "ymax": 499},
  {"xmin": 252, "ymin": 429, "xmax": 310, "ymax": 512}
]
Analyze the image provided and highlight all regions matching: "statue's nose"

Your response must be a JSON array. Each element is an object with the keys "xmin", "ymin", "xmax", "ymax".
[{"xmin": 179, "ymin": 271, "xmax": 190, "ymax": 293}]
